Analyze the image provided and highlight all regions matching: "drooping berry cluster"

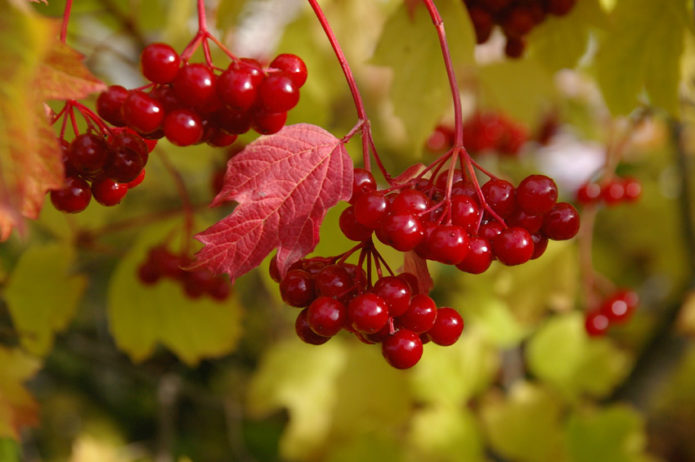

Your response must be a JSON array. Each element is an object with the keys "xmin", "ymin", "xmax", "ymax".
[
  {"xmin": 575, "ymin": 177, "xmax": 642, "ymax": 206},
  {"xmin": 271, "ymin": 256, "xmax": 464, "ymax": 369},
  {"xmin": 426, "ymin": 112, "xmax": 527, "ymax": 156},
  {"xmin": 50, "ymin": 127, "xmax": 152, "ymax": 213},
  {"xmin": 137, "ymin": 245, "xmax": 231, "ymax": 301},
  {"xmin": 463, "ymin": 0, "xmax": 577, "ymax": 58},
  {"xmin": 584, "ymin": 289, "xmax": 639, "ymax": 337},
  {"xmin": 97, "ymin": 43, "xmax": 307, "ymax": 147},
  {"xmin": 341, "ymin": 168, "xmax": 580, "ymax": 272}
]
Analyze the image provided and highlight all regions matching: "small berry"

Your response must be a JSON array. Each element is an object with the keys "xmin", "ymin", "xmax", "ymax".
[
  {"xmin": 137, "ymin": 260, "xmax": 160, "ymax": 285},
  {"xmin": 315, "ymin": 264, "xmax": 352, "ymax": 298},
  {"xmin": 426, "ymin": 224, "xmax": 469, "ymax": 264},
  {"xmin": 601, "ymin": 180, "xmax": 625, "ymax": 205},
  {"xmin": 258, "ymin": 74, "xmax": 300, "ymax": 113},
  {"xmin": 163, "ymin": 109, "xmax": 204, "ymax": 146},
  {"xmin": 97, "ymin": 85, "xmax": 128, "ymax": 126},
  {"xmin": 351, "ymin": 168, "xmax": 377, "ymax": 201},
  {"xmin": 542, "ymin": 202, "xmax": 580, "ymax": 240},
  {"xmin": 269, "ymin": 53, "xmax": 308, "ymax": 87},
  {"xmin": 576, "ymin": 182, "xmax": 601, "ymax": 205},
  {"xmin": 339, "ymin": 206, "xmax": 373, "ymax": 241},
  {"xmin": 295, "ymin": 309, "xmax": 330, "ymax": 345},
  {"xmin": 307, "ymin": 296, "xmax": 347, "ymax": 337},
  {"xmin": 622, "ymin": 177, "xmax": 642, "ymax": 202},
  {"xmin": 280, "ymin": 269, "xmax": 315, "ymax": 307},
  {"xmin": 173, "ymin": 64, "xmax": 217, "ymax": 108},
  {"xmin": 91, "ymin": 176, "xmax": 128, "ymax": 206},
  {"xmin": 451, "ymin": 194, "xmax": 480, "ymax": 233},
  {"xmin": 105, "ymin": 147, "xmax": 145, "ymax": 183},
  {"xmin": 530, "ymin": 233, "xmax": 548, "ymax": 260},
  {"xmin": 427, "ymin": 307, "xmax": 463, "ymax": 346},
  {"xmin": 600, "ymin": 290, "xmax": 639, "ymax": 323},
  {"xmin": 390, "ymin": 189, "xmax": 429, "ymax": 215},
  {"xmin": 252, "ymin": 111, "xmax": 287, "ymax": 135},
  {"xmin": 516, "ymin": 175, "xmax": 558, "ymax": 215},
  {"xmin": 122, "ymin": 90, "xmax": 164, "ymax": 134},
  {"xmin": 50, "ymin": 176, "xmax": 91, "ymax": 213},
  {"xmin": 373, "ymin": 276, "xmax": 412, "ymax": 317},
  {"xmin": 482, "ymin": 179, "xmax": 516, "ymax": 217},
  {"xmin": 218, "ymin": 65, "xmax": 260, "ymax": 111},
  {"xmin": 456, "ymin": 237, "xmax": 493, "ymax": 274},
  {"xmin": 141, "ymin": 43, "xmax": 180, "ymax": 84},
  {"xmin": 127, "ymin": 169, "xmax": 146, "ymax": 188},
  {"xmin": 348, "ymin": 293, "xmax": 389, "ymax": 334},
  {"xmin": 68, "ymin": 133, "xmax": 108, "ymax": 175},
  {"xmin": 353, "ymin": 191, "xmax": 388, "ymax": 228},
  {"xmin": 585, "ymin": 310, "xmax": 609, "ymax": 337},
  {"xmin": 382, "ymin": 329, "xmax": 423, "ymax": 369},
  {"xmin": 492, "ymin": 227, "xmax": 534, "ymax": 266},
  {"xmin": 398, "ymin": 294, "xmax": 437, "ymax": 334},
  {"xmin": 379, "ymin": 213, "xmax": 424, "ymax": 251}
]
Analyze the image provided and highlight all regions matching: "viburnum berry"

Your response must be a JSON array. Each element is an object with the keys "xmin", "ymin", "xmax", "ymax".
[
  {"xmin": 251, "ymin": 111, "xmax": 287, "ymax": 135},
  {"xmin": 530, "ymin": 233, "xmax": 549, "ymax": 260},
  {"xmin": 217, "ymin": 65, "xmax": 260, "ymax": 111},
  {"xmin": 398, "ymin": 294, "xmax": 437, "ymax": 334},
  {"xmin": 456, "ymin": 236, "xmax": 493, "ymax": 274},
  {"xmin": 307, "ymin": 296, "xmax": 347, "ymax": 337},
  {"xmin": 348, "ymin": 293, "xmax": 389, "ymax": 334},
  {"xmin": 269, "ymin": 53, "xmax": 308, "ymax": 87},
  {"xmin": 600, "ymin": 290, "xmax": 639, "ymax": 323},
  {"xmin": 622, "ymin": 177, "xmax": 642, "ymax": 202},
  {"xmin": 451, "ymin": 194, "xmax": 480, "ymax": 233},
  {"xmin": 373, "ymin": 276, "xmax": 412, "ymax": 318},
  {"xmin": 585, "ymin": 310, "xmax": 610, "ymax": 337},
  {"xmin": 50, "ymin": 176, "xmax": 92, "ymax": 213},
  {"xmin": 91, "ymin": 176, "xmax": 128, "ymax": 206},
  {"xmin": 507, "ymin": 208, "xmax": 544, "ymax": 234},
  {"xmin": 382, "ymin": 329, "xmax": 423, "ymax": 369},
  {"xmin": 127, "ymin": 169, "xmax": 146, "ymax": 188},
  {"xmin": 467, "ymin": 6, "xmax": 494, "ymax": 44},
  {"xmin": 280, "ymin": 269, "xmax": 315, "ymax": 307},
  {"xmin": 601, "ymin": 180, "xmax": 625, "ymax": 205},
  {"xmin": 547, "ymin": 0, "xmax": 577, "ymax": 15},
  {"xmin": 97, "ymin": 85, "xmax": 129, "ymax": 126},
  {"xmin": 315, "ymin": 264, "xmax": 352, "ymax": 298},
  {"xmin": 173, "ymin": 63, "xmax": 217, "ymax": 108},
  {"xmin": 122, "ymin": 90, "xmax": 164, "ymax": 134},
  {"xmin": 351, "ymin": 168, "xmax": 377, "ymax": 201},
  {"xmin": 516, "ymin": 175, "xmax": 558, "ymax": 215},
  {"xmin": 391, "ymin": 189, "xmax": 429, "ymax": 215},
  {"xmin": 426, "ymin": 224, "xmax": 469, "ymax": 264},
  {"xmin": 339, "ymin": 206, "xmax": 373, "ymax": 241},
  {"xmin": 258, "ymin": 74, "xmax": 300, "ymax": 113},
  {"xmin": 378, "ymin": 213, "xmax": 424, "ymax": 251},
  {"xmin": 141, "ymin": 43, "xmax": 180, "ymax": 84},
  {"xmin": 68, "ymin": 133, "xmax": 108, "ymax": 175},
  {"xmin": 482, "ymin": 178, "xmax": 516, "ymax": 217},
  {"xmin": 163, "ymin": 109, "xmax": 204, "ymax": 146},
  {"xmin": 353, "ymin": 191, "xmax": 388, "ymax": 228},
  {"xmin": 576, "ymin": 182, "xmax": 601, "ymax": 205},
  {"xmin": 182, "ymin": 268, "xmax": 216, "ymax": 299},
  {"xmin": 504, "ymin": 36, "xmax": 526, "ymax": 59},
  {"xmin": 426, "ymin": 125, "xmax": 454, "ymax": 152},
  {"xmin": 137, "ymin": 260, "xmax": 161, "ymax": 285},
  {"xmin": 493, "ymin": 227, "xmax": 534, "ymax": 266},
  {"xmin": 295, "ymin": 309, "xmax": 330, "ymax": 345},
  {"xmin": 542, "ymin": 203, "xmax": 580, "ymax": 240},
  {"xmin": 427, "ymin": 307, "xmax": 463, "ymax": 346},
  {"xmin": 105, "ymin": 147, "xmax": 145, "ymax": 183},
  {"xmin": 479, "ymin": 220, "xmax": 505, "ymax": 242}
]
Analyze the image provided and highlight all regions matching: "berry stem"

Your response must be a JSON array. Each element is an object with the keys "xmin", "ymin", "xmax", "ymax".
[
  {"xmin": 156, "ymin": 149, "xmax": 195, "ymax": 256},
  {"xmin": 72, "ymin": 100, "xmax": 112, "ymax": 136},
  {"xmin": 68, "ymin": 104, "xmax": 80, "ymax": 138},
  {"xmin": 60, "ymin": 0, "xmax": 73, "ymax": 43}
]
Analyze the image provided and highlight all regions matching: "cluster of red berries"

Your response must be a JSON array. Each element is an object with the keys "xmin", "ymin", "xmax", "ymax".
[
  {"xmin": 463, "ymin": 0, "xmax": 577, "ymax": 58},
  {"xmin": 340, "ymin": 168, "xmax": 580, "ymax": 271},
  {"xmin": 576, "ymin": 177, "xmax": 642, "ymax": 206},
  {"xmin": 137, "ymin": 245, "xmax": 231, "ymax": 301},
  {"xmin": 584, "ymin": 289, "xmax": 639, "ymax": 337},
  {"xmin": 426, "ymin": 112, "xmax": 527, "ymax": 156},
  {"xmin": 96, "ymin": 43, "xmax": 307, "ymax": 147},
  {"xmin": 50, "ymin": 127, "xmax": 152, "ymax": 213},
  {"xmin": 271, "ymin": 256, "xmax": 464, "ymax": 369}
]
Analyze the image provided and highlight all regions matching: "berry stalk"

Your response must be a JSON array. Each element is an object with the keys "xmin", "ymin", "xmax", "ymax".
[{"xmin": 60, "ymin": 0, "xmax": 73, "ymax": 43}]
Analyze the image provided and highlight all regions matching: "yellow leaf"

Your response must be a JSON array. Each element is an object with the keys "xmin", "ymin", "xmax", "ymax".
[
  {"xmin": 676, "ymin": 290, "xmax": 695, "ymax": 336},
  {"xmin": 0, "ymin": 347, "xmax": 41, "ymax": 440},
  {"xmin": 36, "ymin": 41, "xmax": 106, "ymax": 101},
  {"xmin": 408, "ymin": 405, "xmax": 484, "ymax": 462},
  {"xmin": 4, "ymin": 243, "xmax": 86, "ymax": 355}
]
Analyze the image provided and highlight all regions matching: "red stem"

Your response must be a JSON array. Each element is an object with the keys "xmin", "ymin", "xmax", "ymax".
[
  {"xmin": 60, "ymin": 0, "xmax": 73, "ymax": 43},
  {"xmin": 156, "ymin": 150, "xmax": 195, "ymax": 256},
  {"xmin": 72, "ymin": 101, "xmax": 112, "ymax": 136}
]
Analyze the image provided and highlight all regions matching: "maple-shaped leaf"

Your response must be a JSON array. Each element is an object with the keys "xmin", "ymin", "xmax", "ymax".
[
  {"xmin": 0, "ymin": 1, "xmax": 63, "ymax": 241},
  {"xmin": 0, "ymin": 347, "xmax": 41, "ymax": 440},
  {"xmin": 36, "ymin": 41, "xmax": 106, "ymax": 101},
  {"xmin": 195, "ymin": 124, "xmax": 353, "ymax": 282}
]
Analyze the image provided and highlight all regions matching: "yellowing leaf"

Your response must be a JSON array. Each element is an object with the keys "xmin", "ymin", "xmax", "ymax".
[
  {"xmin": 107, "ymin": 222, "xmax": 243, "ymax": 365},
  {"xmin": 408, "ymin": 405, "xmax": 484, "ymax": 462},
  {"xmin": 4, "ymin": 243, "xmax": 86, "ymax": 355},
  {"xmin": 0, "ymin": 0, "xmax": 63, "ymax": 240},
  {"xmin": 0, "ymin": 347, "xmax": 41, "ymax": 440},
  {"xmin": 247, "ymin": 337, "xmax": 347, "ymax": 460},
  {"xmin": 565, "ymin": 406, "xmax": 648, "ymax": 462},
  {"xmin": 36, "ymin": 41, "xmax": 106, "ymax": 101},
  {"xmin": 480, "ymin": 382, "xmax": 565, "ymax": 462},
  {"xmin": 595, "ymin": 0, "xmax": 690, "ymax": 115},
  {"xmin": 676, "ymin": 290, "xmax": 695, "ymax": 336},
  {"xmin": 371, "ymin": 0, "xmax": 475, "ymax": 157}
]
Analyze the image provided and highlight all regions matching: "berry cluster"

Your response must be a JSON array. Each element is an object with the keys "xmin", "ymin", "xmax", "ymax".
[
  {"xmin": 584, "ymin": 289, "xmax": 639, "ymax": 337},
  {"xmin": 97, "ymin": 43, "xmax": 307, "ymax": 147},
  {"xmin": 50, "ymin": 127, "xmax": 152, "ymax": 213},
  {"xmin": 575, "ymin": 177, "xmax": 642, "ymax": 206},
  {"xmin": 463, "ymin": 0, "xmax": 577, "ymax": 58},
  {"xmin": 341, "ymin": 169, "xmax": 580, "ymax": 272},
  {"xmin": 426, "ymin": 112, "xmax": 527, "ymax": 156},
  {"xmin": 137, "ymin": 245, "xmax": 231, "ymax": 301},
  {"xmin": 271, "ymin": 256, "xmax": 464, "ymax": 369}
]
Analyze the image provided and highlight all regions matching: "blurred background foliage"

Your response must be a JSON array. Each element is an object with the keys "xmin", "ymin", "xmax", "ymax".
[{"xmin": 1, "ymin": 0, "xmax": 695, "ymax": 460}]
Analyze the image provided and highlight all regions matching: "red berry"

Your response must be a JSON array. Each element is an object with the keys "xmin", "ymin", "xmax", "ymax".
[
  {"xmin": 315, "ymin": 264, "xmax": 352, "ymax": 298},
  {"xmin": 149, "ymin": 246, "xmax": 184, "ymax": 279},
  {"xmin": 150, "ymin": 84, "xmax": 182, "ymax": 112},
  {"xmin": 91, "ymin": 176, "xmax": 128, "ymax": 206},
  {"xmin": 141, "ymin": 43, "xmax": 180, "ymax": 83},
  {"xmin": 215, "ymin": 107, "xmax": 252, "ymax": 135},
  {"xmin": 546, "ymin": 0, "xmax": 576, "ymax": 16},
  {"xmin": 269, "ymin": 53, "xmax": 308, "ymax": 87},
  {"xmin": 576, "ymin": 182, "xmax": 601, "ymax": 205},
  {"xmin": 163, "ymin": 109, "xmax": 204, "ymax": 146},
  {"xmin": 351, "ymin": 168, "xmax": 377, "ymax": 201},
  {"xmin": 585, "ymin": 310, "xmax": 609, "ymax": 337},
  {"xmin": 379, "ymin": 213, "xmax": 424, "ymax": 251},
  {"xmin": 390, "ymin": 189, "xmax": 429, "ymax": 215},
  {"xmin": 622, "ymin": 177, "xmax": 642, "ymax": 202},
  {"xmin": 307, "ymin": 296, "xmax": 346, "ymax": 337},
  {"xmin": 206, "ymin": 129, "xmax": 238, "ymax": 147},
  {"xmin": 501, "ymin": 6, "xmax": 536, "ymax": 38},
  {"xmin": 451, "ymin": 194, "xmax": 481, "ymax": 233},
  {"xmin": 398, "ymin": 294, "xmax": 437, "ymax": 334},
  {"xmin": 507, "ymin": 208, "xmax": 544, "ymax": 234},
  {"xmin": 208, "ymin": 276, "xmax": 231, "ymax": 301},
  {"xmin": 295, "ymin": 309, "xmax": 330, "ymax": 345},
  {"xmin": 339, "ymin": 206, "xmax": 373, "ymax": 241},
  {"xmin": 127, "ymin": 169, "xmax": 146, "ymax": 188},
  {"xmin": 482, "ymin": 179, "xmax": 516, "ymax": 217},
  {"xmin": 68, "ymin": 133, "xmax": 108, "ymax": 175},
  {"xmin": 398, "ymin": 272, "xmax": 420, "ymax": 295},
  {"xmin": 530, "ymin": 233, "xmax": 548, "ymax": 260},
  {"xmin": 183, "ymin": 268, "xmax": 216, "ymax": 299},
  {"xmin": 348, "ymin": 293, "xmax": 389, "ymax": 334},
  {"xmin": 373, "ymin": 276, "xmax": 412, "ymax": 318},
  {"xmin": 516, "ymin": 175, "xmax": 558, "ymax": 215},
  {"xmin": 252, "ymin": 110, "xmax": 287, "ymax": 135},
  {"xmin": 428, "ymin": 307, "xmax": 463, "ymax": 346},
  {"xmin": 50, "ymin": 176, "xmax": 91, "ymax": 213},
  {"xmin": 600, "ymin": 290, "xmax": 638, "ymax": 324},
  {"xmin": 492, "ymin": 227, "xmax": 534, "ymax": 266},
  {"xmin": 504, "ymin": 36, "xmax": 526, "ymax": 59},
  {"xmin": 137, "ymin": 260, "xmax": 161, "ymax": 285},
  {"xmin": 479, "ymin": 220, "xmax": 504, "ymax": 242},
  {"xmin": 542, "ymin": 202, "xmax": 580, "ymax": 240},
  {"xmin": 105, "ymin": 147, "xmax": 145, "ymax": 183},
  {"xmin": 258, "ymin": 74, "xmax": 299, "ymax": 113},
  {"xmin": 353, "ymin": 191, "xmax": 388, "ymax": 228},
  {"xmin": 601, "ymin": 180, "xmax": 625, "ymax": 205},
  {"xmin": 122, "ymin": 90, "xmax": 164, "ymax": 134},
  {"xmin": 280, "ymin": 269, "xmax": 316, "ymax": 307},
  {"xmin": 382, "ymin": 329, "xmax": 423, "ymax": 369},
  {"xmin": 426, "ymin": 224, "xmax": 469, "ymax": 264},
  {"xmin": 467, "ymin": 6, "xmax": 494, "ymax": 44},
  {"xmin": 426, "ymin": 125, "xmax": 454, "ymax": 152},
  {"xmin": 97, "ymin": 85, "xmax": 128, "ymax": 126},
  {"xmin": 269, "ymin": 255, "xmax": 281, "ymax": 283},
  {"xmin": 456, "ymin": 237, "xmax": 493, "ymax": 274},
  {"xmin": 173, "ymin": 64, "xmax": 217, "ymax": 108},
  {"xmin": 218, "ymin": 65, "xmax": 260, "ymax": 111}
]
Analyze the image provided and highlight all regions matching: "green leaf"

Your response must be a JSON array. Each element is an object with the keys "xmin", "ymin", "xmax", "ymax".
[
  {"xmin": 526, "ymin": 312, "xmax": 631, "ymax": 398},
  {"xmin": 4, "ymin": 243, "xmax": 86, "ymax": 355},
  {"xmin": 529, "ymin": 0, "xmax": 606, "ymax": 71},
  {"xmin": 566, "ymin": 406, "xmax": 647, "ymax": 462},
  {"xmin": 371, "ymin": 0, "xmax": 475, "ymax": 157},
  {"xmin": 595, "ymin": 0, "xmax": 690, "ymax": 115},
  {"xmin": 0, "ymin": 439, "xmax": 20, "ymax": 462},
  {"xmin": 107, "ymin": 221, "xmax": 243, "ymax": 365},
  {"xmin": 0, "ymin": 0, "xmax": 63, "ymax": 240},
  {"xmin": 480, "ymin": 382, "xmax": 566, "ymax": 462},
  {"xmin": 410, "ymin": 329, "xmax": 499, "ymax": 406},
  {"xmin": 247, "ymin": 337, "xmax": 348, "ymax": 460},
  {"xmin": 408, "ymin": 405, "xmax": 484, "ymax": 462}
]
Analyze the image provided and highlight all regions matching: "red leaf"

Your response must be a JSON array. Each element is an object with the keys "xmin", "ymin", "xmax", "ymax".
[
  {"xmin": 403, "ymin": 251, "xmax": 433, "ymax": 294},
  {"xmin": 36, "ymin": 42, "xmax": 106, "ymax": 101},
  {"xmin": 195, "ymin": 124, "xmax": 354, "ymax": 282}
]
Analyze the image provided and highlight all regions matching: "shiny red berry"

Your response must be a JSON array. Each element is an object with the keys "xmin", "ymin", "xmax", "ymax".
[
  {"xmin": 122, "ymin": 90, "xmax": 164, "ymax": 134},
  {"xmin": 373, "ymin": 276, "xmax": 412, "ymax": 318},
  {"xmin": 141, "ymin": 43, "xmax": 180, "ymax": 83},
  {"xmin": 456, "ymin": 237, "xmax": 493, "ymax": 274},
  {"xmin": 348, "ymin": 293, "xmax": 389, "ymax": 334},
  {"xmin": 173, "ymin": 63, "xmax": 217, "ymax": 108},
  {"xmin": 91, "ymin": 176, "xmax": 128, "ymax": 206},
  {"xmin": 585, "ymin": 310, "xmax": 609, "ymax": 337},
  {"xmin": 280, "ymin": 269, "xmax": 316, "ymax": 307},
  {"xmin": 382, "ymin": 329, "xmax": 423, "ymax": 369},
  {"xmin": 398, "ymin": 294, "xmax": 437, "ymax": 334},
  {"xmin": 295, "ymin": 309, "xmax": 330, "ymax": 345},
  {"xmin": 482, "ymin": 179, "xmax": 516, "ymax": 217},
  {"xmin": 542, "ymin": 202, "xmax": 580, "ymax": 240},
  {"xmin": 492, "ymin": 227, "xmax": 534, "ymax": 266},
  {"xmin": 427, "ymin": 307, "xmax": 463, "ymax": 346},
  {"xmin": 97, "ymin": 85, "xmax": 128, "ymax": 126},
  {"xmin": 307, "ymin": 296, "xmax": 347, "ymax": 337},
  {"xmin": 258, "ymin": 74, "xmax": 299, "ymax": 113},
  {"xmin": 50, "ymin": 176, "xmax": 91, "ymax": 213},
  {"xmin": 163, "ymin": 109, "xmax": 204, "ymax": 146},
  {"xmin": 426, "ymin": 224, "xmax": 469, "ymax": 264},
  {"xmin": 269, "ymin": 53, "xmax": 308, "ymax": 87},
  {"xmin": 339, "ymin": 206, "xmax": 373, "ymax": 241},
  {"xmin": 68, "ymin": 133, "xmax": 108, "ymax": 175},
  {"xmin": 516, "ymin": 175, "xmax": 558, "ymax": 215}
]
